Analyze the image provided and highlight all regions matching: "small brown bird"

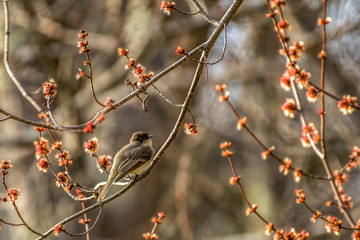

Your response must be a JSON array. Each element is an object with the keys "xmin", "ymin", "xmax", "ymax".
[{"xmin": 97, "ymin": 131, "xmax": 154, "ymax": 201}]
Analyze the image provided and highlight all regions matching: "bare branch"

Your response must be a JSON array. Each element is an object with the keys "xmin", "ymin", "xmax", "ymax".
[
  {"xmin": 189, "ymin": 0, "xmax": 219, "ymax": 26},
  {"xmin": 2, "ymin": 1, "xmax": 42, "ymax": 112}
]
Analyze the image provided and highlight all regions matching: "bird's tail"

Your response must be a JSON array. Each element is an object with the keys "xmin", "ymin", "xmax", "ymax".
[{"xmin": 97, "ymin": 175, "xmax": 117, "ymax": 201}]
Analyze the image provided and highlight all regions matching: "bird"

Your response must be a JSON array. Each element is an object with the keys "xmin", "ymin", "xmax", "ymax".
[{"xmin": 97, "ymin": 131, "xmax": 154, "ymax": 201}]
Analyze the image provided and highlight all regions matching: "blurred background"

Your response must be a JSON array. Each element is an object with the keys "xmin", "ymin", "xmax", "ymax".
[{"xmin": 0, "ymin": 0, "xmax": 359, "ymax": 239}]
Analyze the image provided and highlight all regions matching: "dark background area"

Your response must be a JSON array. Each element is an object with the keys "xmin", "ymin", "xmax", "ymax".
[{"xmin": 0, "ymin": 0, "xmax": 359, "ymax": 239}]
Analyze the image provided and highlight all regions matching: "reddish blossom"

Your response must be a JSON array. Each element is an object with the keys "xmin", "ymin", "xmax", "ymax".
[
  {"xmin": 52, "ymin": 141, "xmax": 62, "ymax": 150},
  {"xmin": 34, "ymin": 127, "xmax": 46, "ymax": 132},
  {"xmin": 142, "ymin": 232, "xmax": 158, "ymax": 240},
  {"xmin": 137, "ymin": 73, "xmax": 151, "ymax": 86},
  {"xmin": 220, "ymin": 141, "xmax": 232, "ymax": 149},
  {"xmin": 280, "ymin": 70, "xmax": 291, "ymax": 91},
  {"xmin": 296, "ymin": 230, "xmax": 310, "ymax": 240},
  {"xmin": 77, "ymin": 40, "xmax": 88, "ymax": 48},
  {"xmin": 53, "ymin": 224, "xmax": 64, "ymax": 236},
  {"xmin": 78, "ymin": 30, "xmax": 88, "ymax": 39},
  {"xmin": 104, "ymin": 97, "xmax": 114, "ymax": 108},
  {"xmin": 265, "ymin": 222, "xmax": 274, "ymax": 236},
  {"xmin": 83, "ymin": 137, "xmax": 99, "ymax": 155},
  {"xmin": 338, "ymin": 95, "xmax": 357, "ymax": 115},
  {"xmin": 83, "ymin": 121, "xmax": 94, "ymax": 133},
  {"xmin": 151, "ymin": 217, "xmax": 161, "ymax": 224},
  {"xmin": 221, "ymin": 149, "xmax": 234, "ymax": 157},
  {"xmin": 34, "ymin": 137, "xmax": 51, "ymax": 159},
  {"xmin": 229, "ymin": 176, "xmax": 241, "ymax": 185},
  {"xmin": 317, "ymin": 16, "xmax": 332, "ymax": 26},
  {"xmin": 0, "ymin": 160, "xmax": 12, "ymax": 175},
  {"xmin": 281, "ymin": 98, "xmax": 296, "ymax": 118},
  {"xmin": 245, "ymin": 203, "xmax": 258, "ymax": 216},
  {"xmin": 75, "ymin": 68, "xmax": 85, "ymax": 80},
  {"xmin": 158, "ymin": 212, "xmax": 166, "ymax": 219},
  {"xmin": 300, "ymin": 123, "xmax": 320, "ymax": 148},
  {"xmin": 175, "ymin": 46, "xmax": 185, "ymax": 55},
  {"xmin": 295, "ymin": 189, "xmax": 305, "ymax": 204},
  {"xmin": 133, "ymin": 64, "xmax": 145, "ymax": 76},
  {"xmin": 214, "ymin": 84, "xmax": 227, "ymax": 92},
  {"xmin": 236, "ymin": 117, "xmax": 247, "ymax": 131},
  {"xmin": 42, "ymin": 78, "xmax": 57, "ymax": 99},
  {"xmin": 347, "ymin": 146, "xmax": 360, "ymax": 172},
  {"xmin": 265, "ymin": 12, "xmax": 278, "ymax": 18},
  {"xmin": 125, "ymin": 58, "xmax": 136, "ymax": 69},
  {"xmin": 77, "ymin": 30, "xmax": 90, "ymax": 54},
  {"xmin": 270, "ymin": 0, "xmax": 286, "ymax": 8},
  {"xmin": 7, "ymin": 188, "xmax": 20, "ymax": 202},
  {"xmin": 310, "ymin": 210, "xmax": 322, "ymax": 223},
  {"xmin": 317, "ymin": 109, "xmax": 325, "ymax": 116},
  {"xmin": 76, "ymin": 189, "xmax": 85, "ymax": 199},
  {"xmin": 56, "ymin": 150, "xmax": 72, "ymax": 167},
  {"xmin": 288, "ymin": 41, "xmax": 305, "ymax": 61},
  {"xmin": 293, "ymin": 168, "xmax": 302, "ymax": 183},
  {"xmin": 97, "ymin": 155, "xmax": 112, "ymax": 173},
  {"xmin": 340, "ymin": 192, "xmax": 353, "ymax": 209},
  {"xmin": 274, "ymin": 229, "xmax": 285, "ymax": 239},
  {"xmin": 287, "ymin": 65, "xmax": 298, "ymax": 78},
  {"xmin": 318, "ymin": 50, "xmax": 327, "ymax": 59},
  {"xmin": 78, "ymin": 218, "xmax": 91, "ymax": 225},
  {"xmin": 160, "ymin": 1, "xmax": 175, "ymax": 16},
  {"xmin": 277, "ymin": 20, "xmax": 290, "ymax": 30},
  {"xmin": 306, "ymin": 86, "xmax": 318, "ymax": 102},
  {"xmin": 117, "ymin": 47, "xmax": 129, "ymax": 56},
  {"xmin": 56, "ymin": 172, "xmax": 68, "ymax": 187},
  {"xmin": 184, "ymin": 123, "xmax": 197, "ymax": 135},
  {"xmin": 297, "ymin": 70, "xmax": 311, "ymax": 89},
  {"xmin": 218, "ymin": 91, "xmax": 230, "ymax": 102},
  {"xmin": 279, "ymin": 157, "xmax": 292, "ymax": 175},
  {"xmin": 333, "ymin": 170, "xmax": 348, "ymax": 186},
  {"xmin": 352, "ymin": 231, "xmax": 360, "ymax": 240},
  {"xmin": 37, "ymin": 158, "xmax": 49, "ymax": 172},
  {"xmin": 325, "ymin": 216, "xmax": 342, "ymax": 236},
  {"xmin": 261, "ymin": 146, "xmax": 275, "ymax": 160}
]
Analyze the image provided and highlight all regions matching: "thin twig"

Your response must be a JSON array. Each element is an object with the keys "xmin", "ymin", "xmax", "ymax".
[
  {"xmin": 185, "ymin": 23, "xmax": 227, "ymax": 65},
  {"xmin": 189, "ymin": 0, "xmax": 219, "ymax": 26},
  {"xmin": 309, "ymin": 81, "xmax": 360, "ymax": 110},
  {"xmin": 302, "ymin": 199, "xmax": 358, "ymax": 231},
  {"xmin": 84, "ymin": 51, "xmax": 105, "ymax": 107},
  {"xmin": 0, "ymin": 115, "xmax": 10, "ymax": 121},
  {"xmin": 2, "ymin": 0, "xmax": 42, "ymax": 112},
  {"xmin": 151, "ymin": 84, "xmax": 183, "ymax": 107},
  {"xmin": 226, "ymin": 154, "xmax": 272, "ymax": 227},
  {"xmin": 319, "ymin": 0, "xmax": 328, "ymax": 167},
  {"xmin": 173, "ymin": 8, "xmax": 200, "ymax": 16},
  {"xmin": 61, "ymin": 205, "xmax": 103, "ymax": 237},
  {"xmin": 319, "ymin": 0, "xmax": 355, "ymax": 227},
  {"xmin": 2, "ymin": 175, "xmax": 42, "ymax": 236},
  {"xmin": 222, "ymin": 92, "xmax": 330, "ymax": 180},
  {"xmin": 0, "ymin": 218, "xmax": 25, "ymax": 227}
]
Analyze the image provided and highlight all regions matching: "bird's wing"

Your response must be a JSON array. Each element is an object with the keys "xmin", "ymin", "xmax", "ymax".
[{"xmin": 116, "ymin": 146, "xmax": 154, "ymax": 180}]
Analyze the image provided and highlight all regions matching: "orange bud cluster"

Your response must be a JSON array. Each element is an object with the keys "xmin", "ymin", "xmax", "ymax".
[
  {"xmin": 295, "ymin": 189, "xmax": 305, "ymax": 204},
  {"xmin": 42, "ymin": 78, "xmax": 57, "ymax": 99},
  {"xmin": 184, "ymin": 123, "xmax": 198, "ymax": 135},
  {"xmin": 0, "ymin": 160, "xmax": 12, "ymax": 175},
  {"xmin": 160, "ymin": 1, "xmax": 176, "ymax": 16}
]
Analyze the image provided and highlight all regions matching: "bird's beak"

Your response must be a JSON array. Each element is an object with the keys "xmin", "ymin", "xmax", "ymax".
[{"xmin": 148, "ymin": 134, "xmax": 154, "ymax": 138}]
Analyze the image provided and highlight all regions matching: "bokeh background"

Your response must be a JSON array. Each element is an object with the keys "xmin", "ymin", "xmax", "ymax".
[{"xmin": 0, "ymin": 0, "xmax": 359, "ymax": 239}]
